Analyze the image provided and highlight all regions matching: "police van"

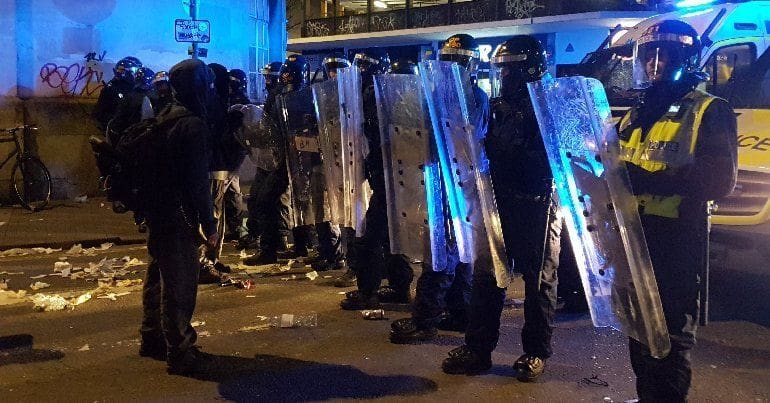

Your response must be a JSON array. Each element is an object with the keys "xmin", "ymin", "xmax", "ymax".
[{"xmin": 564, "ymin": 0, "xmax": 770, "ymax": 260}]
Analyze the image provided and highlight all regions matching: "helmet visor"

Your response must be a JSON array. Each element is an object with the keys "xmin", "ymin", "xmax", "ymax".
[{"xmin": 632, "ymin": 38, "xmax": 695, "ymax": 88}]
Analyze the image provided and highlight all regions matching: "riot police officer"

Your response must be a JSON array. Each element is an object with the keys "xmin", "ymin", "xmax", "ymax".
[
  {"xmin": 149, "ymin": 71, "xmax": 173, "ymax": 114},
  {"xmin": 242, "ymin": 61, "xmax": 289, "ymax": 258},
  {"xmin": 390, "ymin": 34, "xmax": 486, "ymax": 343},
  {"xmin": 322, "ymin": 53, "xmax": 350, "ymax": 81},
  {"xmin": 619, "ymin": 20, "xmax": 737, "ymax": 401},
  {"xmin": 441, "ymin": 35, "xmax": 563, "ymax": 382},
  {"xmin": 94, "ymin": 56, "xmax": 142, "ymax": 133},
  {"xmin": 340, "ymin": 48, "xmax": 414, "ymax": 310},
  {"xmin": 220, "ymin": 68, "xmax": 251, "ymax": 243}
]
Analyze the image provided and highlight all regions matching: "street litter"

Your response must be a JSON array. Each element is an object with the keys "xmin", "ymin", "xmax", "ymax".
[
  {"xmin": 191, "ymin": 321, "xmax": 206, "ymax": 327},
  {"xmin": 246, "ymin": 295, "xmax": 256, "ymax": 298},
  {"xmin": 115, "ymin": 279, "xmax": 142, "ymax": 287},
  {"xmin": 123, "ymin": 257, "xmax": 146, "ymax": 267},
  {"xmin": 220, "ymin": 279, "xmax": 255, "ymax": 289},
  {"xmin": 54, "ymin": 261, "xmax": 72, "ymax": 272},
  {"xmin": 29, "ymin": 281, "xmax": 51, "ymax": 290},
  {"xmin": 238, "ymin": 250, "xmax": 254, "ymax": 259},
  {"xmin": 0, "ymin": 222, "xmax": 5, "ymax": 226},
  {"xmin": 0, "ymin": 279, "xmax": 7, "ymax": 290},
  {"xmin": 323, "ymin": 275, "xmax": 332, "ymax": 279},
  {"xmin": 238, "ymin": 324, "xmax": 270, "ymax": 332},
  {"xmin": 0, "ymin": 271, "xmax": 24, "ymax": 275},
  {"xmin": 78, "ymin": 344, "xmax": 90, "ymax": 351},
  {"xmin": 65, "ymin": 243, "xmax": 113, "ymax": 257},
  {"xmin": 268, "ymin": 313, "xmax": 318, "ymax": 328},
  {"xmin": 361, "ymin": 309, "xmax": 386, "ymax": 320},
  {"xmin": 96, "ymin": 292, "xmax": 130, "ymax": 301},
  {"xmin": 30, "ymin": 293, "xmax": 71, "ymax": 311},
  {"xmin": 74, "ymin": 195, "xmax": 88, "ymax": 203},
  {"xmin": 305, "ymin": 271, "xmax": 319, "ymax": 281},
  {"xmin": 0, "ymin": 247, "xmax": 61, "ymax": 258},
  {"xmin": 198, "ymin": 331, "xmax": 211, "ymax": 337},
  {"xmin": 0, "ymin": 289, "xmax": 27, "ymax": 306},
  {"xmin": 29, "ymin": 274, "xmax": 48, "ymax": 279}
]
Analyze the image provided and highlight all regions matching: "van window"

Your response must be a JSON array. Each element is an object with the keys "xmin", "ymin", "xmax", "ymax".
[
  {"xmin": 716, "ymin": 47, "xmax": 770, "ymax": 109},
  {"xmin": 702, "ymin": 43, "xmax": 756, "ymax": 100}
]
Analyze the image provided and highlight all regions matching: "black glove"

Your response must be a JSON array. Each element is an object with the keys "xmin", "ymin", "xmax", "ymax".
[{"xmin": 227, "ymin": 110, "xmax": 244, "ymax": 131}]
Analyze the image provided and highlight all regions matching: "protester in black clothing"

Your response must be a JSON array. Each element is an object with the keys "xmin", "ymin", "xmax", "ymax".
[
  {"xmin": 340, "ymin": 48, "xmax": 414, "ymax": 310},
  {"xmin": 441, "ymin": 35, "xmax": 562, "ymax": 382},
  {"xmin": 94, "ymin": 57, "xmax": 142, "ymax": 133},
  {"xmin": 619, "ymin": 20, "xmax": 737, "ymax": 401},
  {"xmin": 139, "ymin": 58, "xmax": 218, "ymax": 375}
]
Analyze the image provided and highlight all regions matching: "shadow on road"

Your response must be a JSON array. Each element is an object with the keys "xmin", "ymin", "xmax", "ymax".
[
  {"xmin": 0, "ymin": 334, "xmax": 65, "ymax": 366},
  {"xmin": 182, "ymin": 353, "xmax": 437, "ymax": 401}
]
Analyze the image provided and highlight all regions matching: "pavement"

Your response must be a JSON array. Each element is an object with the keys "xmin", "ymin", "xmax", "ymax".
[
  {"xmin": 0, "ymin": 199, "xmax": 768, "ymax": 402},
  {"xmin": 0, "ymin": 197, "xmax": 145, "ymax": 249}
]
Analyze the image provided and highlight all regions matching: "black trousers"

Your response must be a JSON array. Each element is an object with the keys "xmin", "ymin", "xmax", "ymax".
[
  {"xmin": 630, "ymin": 215, "xmax": 701, "ymax": 402},
  {"xmin": 465, "ymin": 199, "xmax": 562, "ymax": 358},
  {"xmin": 141, "ymin": 213, "xmax": 201, "ymax": 355},
  {"xmin": 224, "ymin": 175, "xmax": 247, "ymax": 238},
  {"xmin": 246, "ymin": 167, "xmax": 289, "ymax": 255},
  {"xmin": 350, "ymin": 170, "xmax": 413, "ymax": 297},
  {"xmin": 412, "ymin": 257, "xmax": 472, "ymax": 329},
  {"xmin": 316, "ymin": 221, "xmax": 343, "ymax": 262}
]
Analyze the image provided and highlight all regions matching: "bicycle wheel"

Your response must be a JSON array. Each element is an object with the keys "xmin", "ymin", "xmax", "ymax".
[{"xmin": 12, "ymin": 157, "xmax": 52, "ymax": 211}]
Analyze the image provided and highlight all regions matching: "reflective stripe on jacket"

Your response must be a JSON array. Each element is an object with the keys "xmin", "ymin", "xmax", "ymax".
[{"xmin": 618, "ymin": 89, "xmax": 720, "ymax": 218}]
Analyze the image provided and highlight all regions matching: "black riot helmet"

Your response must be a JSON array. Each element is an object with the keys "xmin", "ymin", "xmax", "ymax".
[
  {"xmin": 113, "ymin": 57, "xmax": 142, "ymax": 84},
  {"xmin": 229, "ymin": 69, "xmax": 248, "ymax": 95},
  {"xmin": 134, "ymin": 67, "xmax": 155, "ymax": 91},
  {"xmin": 633, "ymin": 20, "xmax": 701, "ymax": 88},
  {"xmin": 489, "ymin": 35, "xmax": 547, "ymax": 99},
  {"xmin": 389, "ymin": 58, "xmax": 418, "ymax": 75},
  {"xmin": 322, "ymin": 53, "xmax": 350, "ymax": 80},
  {"xmin": 279, "ymin": 54, "xmax": 310, "ymax": 93},
  {"xmin": 262, "ymin": 61, "xmax": 283, "ymax": 91},
  {"xmin": 353, "ymin": 48, "xmax": 390, "ymax": 78},
  {"xmin": 439, "ymin": 34, "xmax": 480, "ymax": 73}
]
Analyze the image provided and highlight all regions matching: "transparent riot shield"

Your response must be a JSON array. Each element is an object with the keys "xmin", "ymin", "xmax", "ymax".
[
  {"xmin": 419, "ymin": 61, "xmax": 511, "ymax": 284},
  {"xmin": 233, "ymin": 104, "xmax": 285, "ymax": 172},
  {"xmin": 337, "ymin": 67, "xmax": 371, "ymax": 235},
  {"xmin": 527, "ymin": 75, "xmax": 670, "ymax": 358},
  {"xmin": 278, "ymin": 86, "xmax": 321, "ymax": 227},
  {"xmin": 312, "ymin": 80, "xmax": 346, "ymax": 226},
  {"xmin": 374, "ymin": 73, "xmax": 446, "ymax": 271}
]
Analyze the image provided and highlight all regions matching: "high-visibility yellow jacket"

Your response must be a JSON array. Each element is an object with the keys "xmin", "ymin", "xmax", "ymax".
[{"xmin": 618, "ymin": 87, "xmax": 738, "ymax": 219}]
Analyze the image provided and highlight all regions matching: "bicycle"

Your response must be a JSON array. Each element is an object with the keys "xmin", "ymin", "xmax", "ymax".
[{"xmin": 0, "ymin": 124, "xmax": 52, "ymax": 211}]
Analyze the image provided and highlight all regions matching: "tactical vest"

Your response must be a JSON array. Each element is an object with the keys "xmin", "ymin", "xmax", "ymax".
[{"xmin": 618, "ymin": 88, "xmax": 718, "ymax": 218}]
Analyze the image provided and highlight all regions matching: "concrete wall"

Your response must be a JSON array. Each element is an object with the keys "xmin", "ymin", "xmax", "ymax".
[{"xmin": 0, "ymin": 0, "xmax": 285, "ymax": 201}]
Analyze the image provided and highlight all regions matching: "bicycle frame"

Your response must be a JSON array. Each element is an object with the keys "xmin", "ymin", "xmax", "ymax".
[{"xmin": 0, "ymin": 131, "xmax": 21, "ymax": 170}]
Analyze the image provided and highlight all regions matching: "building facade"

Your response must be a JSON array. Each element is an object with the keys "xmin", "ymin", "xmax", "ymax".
[{"xmin": 0, "ymin": 0, "xmax": 286, "ymax": 200}]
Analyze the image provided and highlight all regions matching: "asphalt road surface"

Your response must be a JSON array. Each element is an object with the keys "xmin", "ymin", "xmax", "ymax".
[{"xmin": 1, "ymin": 242, "xmax": 768, "ymax": 402}]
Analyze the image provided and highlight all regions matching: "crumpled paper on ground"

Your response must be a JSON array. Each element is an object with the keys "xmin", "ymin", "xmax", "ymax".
[
  {"xmin": 64, "ymin": 243, "xmax": 113, "ymax": 257},
  {"xmin": 0, "ymin": 247, "xmax": 62, "ymax": 258},
  {"xmin": 0, "ymin": 289, "xmax": 27, "ymax": 306},
  {"xmin": 30, "ymin": 281, "xmax": 51, "ymax": 290}
]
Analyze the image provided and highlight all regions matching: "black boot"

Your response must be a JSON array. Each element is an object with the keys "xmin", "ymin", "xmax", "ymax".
[
  {"xmin": 436, "ymin": 313, "xmax": 468, "ymax": 332},
  {"xmin": 333, "ymin": 268, "xmax": 357, "ymax": 287},
  {"xmin": 167, "ymin": 346, "xmax": 210, "ymax": 375},
  {"xmin": 512, "ymin": 354, "xmax": 546, "ymax": 382},
  {"xmin": 243, "ymin": 251, "xmax": 278, "ymax": 265},
  {"xmin": 139, "ymin": 338, "xmax": 166, "ymax": 361},
  {"xmin": 389, "ymin": 318, "xmax": 437, "ymax": 344},
  {"xmin": 376, "ymin": 286, "xmax": 410, "ymax": 304},
  {"xmin": 340, "ymin": 293, "xmax": 380, "ymax": 310},
  {"xmin": 441, "ymin": 345, "xmax": 492, "ymax": 375}
]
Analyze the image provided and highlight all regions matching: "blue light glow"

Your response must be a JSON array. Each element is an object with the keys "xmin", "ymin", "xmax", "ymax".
[{"xmin": 675, "ymin": 0, "xmax": 715, "ymax": 8}]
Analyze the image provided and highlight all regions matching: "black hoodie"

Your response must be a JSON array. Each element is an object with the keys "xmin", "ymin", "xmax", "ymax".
[{"xmin": 150, "ymin": 59, "xmax": 216, "ymax": 236}]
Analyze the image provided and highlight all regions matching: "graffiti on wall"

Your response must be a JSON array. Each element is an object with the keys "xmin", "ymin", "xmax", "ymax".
[
  {"xmin": 39, "ymin": 51, "xmax": 107, "ymax": 97},
  {"xmin": 505, "ymin": 0, "xmax": 543, "ymax": 19}
]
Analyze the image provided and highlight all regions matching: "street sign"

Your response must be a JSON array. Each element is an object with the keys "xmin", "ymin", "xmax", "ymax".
[{"xmin": 175, "ymin": 19, "xmax": 211, "ymax": 43}]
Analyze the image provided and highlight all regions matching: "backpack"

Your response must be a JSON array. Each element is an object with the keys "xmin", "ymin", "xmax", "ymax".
[{"xmin": 89, "ymin": 104, "xmax": 192, "ymax": 214}]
